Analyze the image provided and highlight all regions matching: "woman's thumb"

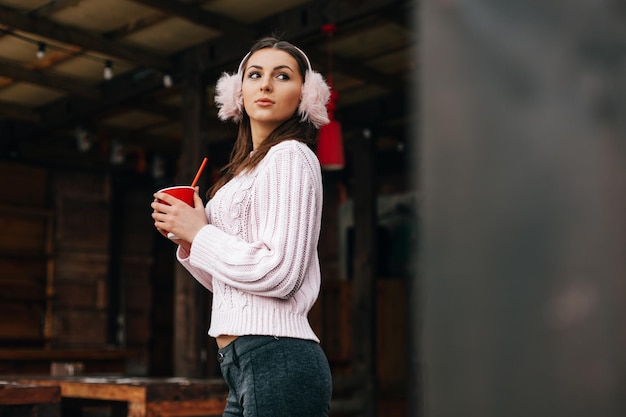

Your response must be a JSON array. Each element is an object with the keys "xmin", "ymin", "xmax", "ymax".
[{"xmin": 193, "ymin": 189, "xmax": 203, "ymax": 207}]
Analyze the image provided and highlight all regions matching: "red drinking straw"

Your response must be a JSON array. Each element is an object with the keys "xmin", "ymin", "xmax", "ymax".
[{"xmin": 191, "ymin": 157, "xmax": 208, "ymax": 187}]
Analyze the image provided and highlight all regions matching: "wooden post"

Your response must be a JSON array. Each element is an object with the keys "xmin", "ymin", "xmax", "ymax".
[
  {"xmin": 351, "ymin": 127, "xmax": 378, "ymax": 416},
  {"xmin": 421, "ymin": 1, "xmax": 626, "ymax": 416},
  {"xmin": 174, "ymin": 55, "xmax": 209, "ymax": 378}
]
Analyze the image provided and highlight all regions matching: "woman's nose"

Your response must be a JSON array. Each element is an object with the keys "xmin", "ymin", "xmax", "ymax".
[{"xmin": 260, "ymin": 76, "xmax": 271, "ymax": 91}]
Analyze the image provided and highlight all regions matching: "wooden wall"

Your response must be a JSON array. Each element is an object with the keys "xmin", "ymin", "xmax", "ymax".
[
  {"xmin": 0, "ymin": 159, "xmax": 410, "ymax": 415},
  {"xmin": 0, "ymin": 161, "xmax": 153, "ymax": 374},
  {"xmin": 113, "ymin": 180, "xmax": 157, "ymax": 374},
  {"xmin": 52, "ymin": 170, "xmax": 110, "ymax": 347},
  {"xmin": 0, "ymin": 161, "xmax": 50, "ymax": 347}
]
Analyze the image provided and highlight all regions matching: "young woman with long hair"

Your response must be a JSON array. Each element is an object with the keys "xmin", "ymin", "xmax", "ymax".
[{"xmin": 152, "ymin": 36, "xmax": 333, "ymax": 416}]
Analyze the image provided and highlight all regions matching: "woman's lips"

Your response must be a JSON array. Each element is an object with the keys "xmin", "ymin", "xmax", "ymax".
[{"xmin": 255, "ymin": 98, "xmax": 274, "ymax": 106}]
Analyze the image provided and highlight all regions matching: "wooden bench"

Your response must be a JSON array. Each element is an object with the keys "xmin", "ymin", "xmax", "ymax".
[
  {"xmin": 6, "ymin": 376, "xmax": 228, "ymax": 417},
  {"xmin": 0, "ymin": 381, "xmax": 61, "ymax": 417}
]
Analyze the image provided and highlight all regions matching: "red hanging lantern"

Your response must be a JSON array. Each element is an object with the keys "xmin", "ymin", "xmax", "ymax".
[
  {"xmin": 317, "ymin": 88, "xmax": 344, "ymax": 170},
  {"xmin": 316, "ymin": 23, "xmax": 345, "ymax": 170}
]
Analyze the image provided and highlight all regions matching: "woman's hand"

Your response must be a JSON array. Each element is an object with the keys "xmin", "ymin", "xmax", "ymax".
[{"xmin": 151, "ymin": 187, "xmax": 207, "ymax": 245}]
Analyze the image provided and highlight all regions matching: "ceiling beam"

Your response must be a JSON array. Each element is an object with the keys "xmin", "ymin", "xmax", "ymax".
[
  {"xmin": 0, "ymin": 59, "xmax": 101, "ymax": 99},
  {"xmin": 13, "ymin": 69, "xmax": 167, "ymax": 140},
  {"xmin": 173, "ymin": 0, "xmax": 410, "ymax": 74},
  {"xmin": 128, "ymin": 0, "xmax": 255, "ymax": 41},
  {"xmin": 30, "ymin": 0, "xmax": 81, "ymax": 17},
  {"xmin": 0, "ymin": 4, "xmax": 172, "ymax": 70},
  {"xmin": 104, "ymin": 13, "xmax": 169, "ymax": 39},
  {"xmin": 12, "ymin": 0, "xmax": 410, "ymax": 141}
]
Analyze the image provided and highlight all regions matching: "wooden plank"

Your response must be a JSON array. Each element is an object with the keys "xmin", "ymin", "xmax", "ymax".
[
  {"xmin": 0, "ymin": 302, "xmax": 43, "ymax": 340},
  {"xmin": 143, "ymin": 379, "xmax": 227, "ymax": 402},
  {"xmin": 126, "ymin": 312, "xmax": 151, "ymax": 345},
  {"xmin": 0, "ymin": 255, "xmax": 46, "ymax": 280},
  {"xmin": 54, "ymin": 280, "xmax": 107, "ymax": 308},
  {"xmin": 119, "ymin": 187, "xmax": 158, "ymax": 256},
  {"xmin": 0, "ymin": 161, "xmax": 47, "ymax": 207},
  {"xmin": 0, "ymin": 383, "xmax": 60, "ymax": 405},
  {"xmin": 53, "ymin": 310, "xmax": 108, "ymax": 346},
  {"xmin": 9, "ymin": 378, "xmax": 144, "ymax": 402},
  {"xmin": 0, "ymin": 383, "xmax": 61, "ymax": 417},
  {"xmin": 0, "ymin": 276, "xmax": 45, "ymax": 301},
  {"xmin": 0, "ymin": 348, "xmax": 137, "ymax": 361},
  {"xmin": 4, "ymin": 377, "xmax": 228, "ymax": 417},
  {"xmin": 146, "ymin": 398, "xmax": 226, "ymax": 417},
  {"xmin": 54, "ymin": 198, "xmax": 109, "ymax": 250},
  {"xmin": 125, "ymin": 278, "xmax": 152, "ymax": 311},
  {"xmin": 53, "ymin": 169, "xmax": 110, "ymax": 201},
  {"xmin": 1, "ymin": 404, "xmax": 60, "ymax": 417},
  {"xmin": 54, "ymin": 252, "xmax": 109, "ymax": 283},
  {"xmin": 0, "ymin": 349, "xmax": 136, "ymax": 374},
  {"xmin": 0, "ymin": 213, "xmax": 47, "ymax": 252},
  {"xmin": 60, "ymin": 381, "xmax": 146, "ymax": 403}
]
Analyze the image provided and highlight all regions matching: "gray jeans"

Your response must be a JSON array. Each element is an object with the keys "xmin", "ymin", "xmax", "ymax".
[{"xmin": 217, "ymin": 335, "xmax": 332, "ymax": 417}]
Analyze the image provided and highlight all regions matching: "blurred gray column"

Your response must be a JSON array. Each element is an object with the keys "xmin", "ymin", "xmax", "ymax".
[{"xmin": 420, "ymin": 1, "xmax": 626, "ymax": 416}]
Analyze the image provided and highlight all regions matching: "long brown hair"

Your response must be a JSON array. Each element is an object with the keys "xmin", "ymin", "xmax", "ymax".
[{"xmin": 208, "ymin": 37, "xmax": 319, "ymax": 198}]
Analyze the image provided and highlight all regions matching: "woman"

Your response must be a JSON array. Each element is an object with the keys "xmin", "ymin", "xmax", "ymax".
[{"xmin": 151, "ymin": 37, "xmax": 333, "ymax": 416}]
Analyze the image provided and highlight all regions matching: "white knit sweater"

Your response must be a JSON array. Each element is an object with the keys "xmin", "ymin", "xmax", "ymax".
[{"xmin": 176, "ymin": 140, "xmax": 323, "ymax": 342}]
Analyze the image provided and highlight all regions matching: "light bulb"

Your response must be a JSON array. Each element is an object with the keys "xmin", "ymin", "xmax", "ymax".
[
  {"xmin": 36, "ymin": 42, "xmax": 46, "ymax": 59},
  {"xmin": 103, "ymin": 60, "xmax": 113, "ymax": 80},
  {"xmin": 163, "ymin": 74, "xmax": 173, "ymax": 88}
]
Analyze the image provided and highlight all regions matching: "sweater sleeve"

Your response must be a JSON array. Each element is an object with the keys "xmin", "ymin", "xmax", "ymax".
[
  {"xmin": 187, "ymin": 143, "xmax": 322, "ymax": 299},
  {"xmin": 176, "ymin": 245, "xmax": 214, "ymax": 292}
]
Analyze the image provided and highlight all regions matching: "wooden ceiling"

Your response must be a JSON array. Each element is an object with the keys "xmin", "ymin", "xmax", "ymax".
[{"xmin": 0, "ymin": 0, "xmax": 415, "ymax": 170}]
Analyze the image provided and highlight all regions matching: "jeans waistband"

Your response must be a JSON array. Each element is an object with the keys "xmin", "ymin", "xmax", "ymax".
[{"xmin": 217, "ymin": 335, "xmax": 278, "ymax": 365}]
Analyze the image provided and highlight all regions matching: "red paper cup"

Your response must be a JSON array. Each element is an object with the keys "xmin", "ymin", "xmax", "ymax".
[
  {"xmin": 156, "ymin": 186, "xmax": 195, "ymax": 240},
  {"xmin": 157, "ymin": 185, "xmax": 195, "ymax": 207}
]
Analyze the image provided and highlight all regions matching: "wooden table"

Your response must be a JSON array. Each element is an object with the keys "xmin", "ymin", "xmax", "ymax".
[
  {"xmin": 0, "ymin": 381, "xmax": 61, "ymax": 417},
  {"xmin": 7, "ymin": 376, "xmax": 228, "ymax": 417}
]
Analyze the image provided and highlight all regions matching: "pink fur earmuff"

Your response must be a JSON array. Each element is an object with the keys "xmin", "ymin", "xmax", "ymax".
[{"xmin": 214, "ymin": 46, "xmax": 331, "ymax": 129}]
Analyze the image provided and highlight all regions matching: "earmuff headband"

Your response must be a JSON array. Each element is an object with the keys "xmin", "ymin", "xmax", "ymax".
[{"xmin": 214, "ymin": 43, "xmax": 331, "ymax": 128}]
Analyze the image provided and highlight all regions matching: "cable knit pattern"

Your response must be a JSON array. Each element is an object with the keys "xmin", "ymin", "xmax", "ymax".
[{"xmin": 177, "ymin": 140, "xmax": 323, "ymax": 342}]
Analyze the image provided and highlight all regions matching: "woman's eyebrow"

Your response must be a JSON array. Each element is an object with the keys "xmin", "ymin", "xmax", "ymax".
[
  {"xmin": 246, "ymin": 64, "xmax": 294, "ymax": 73},
  {"xmin": 273, "ymin": 65, "xmax": 294, "ymax": 73}
]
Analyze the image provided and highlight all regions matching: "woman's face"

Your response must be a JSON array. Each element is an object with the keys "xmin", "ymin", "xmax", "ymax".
[{"xmin": 241, "ymin": 48, "xmax": 303, "ymax": 133}]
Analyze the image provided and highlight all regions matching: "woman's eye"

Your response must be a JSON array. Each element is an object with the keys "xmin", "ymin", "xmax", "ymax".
[
  {"xmin": 248, "ymin": 71, "xmax": 261, "ymax": 79},
  {"xmin": 277, "ymin": 73, "xmax": 290, "ymax": 80}
]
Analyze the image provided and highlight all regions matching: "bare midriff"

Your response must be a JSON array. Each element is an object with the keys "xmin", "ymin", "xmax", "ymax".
[{"xmin": 216, "ymin": 335, "xmax": 239, "ymax": 349}]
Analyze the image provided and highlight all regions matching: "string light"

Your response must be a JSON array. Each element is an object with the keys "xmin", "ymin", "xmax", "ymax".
[
  {"xmin": 103, "ymin": 60, "xmax": 113, "ymax": 80},
  {"xmin": 1, "ymin": 29, "xmax": 172, "ymax": 89},
  {"xmin": 1, "ymin": 29, "xmax": 119, "ymax": 82},
  {"xmin": 36, "ymin": 42, "xmax": 46, "ymax": 59},
  {"xmin": 162, "ymin": 74, "xmax": 172, "ymax": 88}
]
